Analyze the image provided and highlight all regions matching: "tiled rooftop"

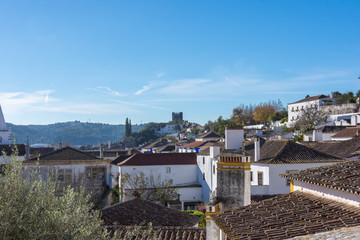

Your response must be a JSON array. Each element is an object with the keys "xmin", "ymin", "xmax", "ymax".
[
  {"xmin": 318, "ymin": 125, "xmax": 347, "ymax": 133},
  {"xmin": 101, "ymin": 198, "xmax": 201, "ymax": 227},
  {"xmin": 281, "ymin": 159, "xmax": 360, "ymax": 195},
  {"xmin": 301, "ymin": 136, "xmax": 360, "ymax": 159},
  {"xmin": 212, "ymin": 191, "xmax": 360, "ymax": 240},
  {"xmin": 244, "ymin": 140, "xmax": 343, "ymax": 164},
  {"xmin": 196, "ymin": 131, "xmax": 220, "ymax": 139},
  {"xmin": 108, "ymin": 226, "xmax": 206, "ymax": 240},
  {"xmin": 27, "ymin": 146, "xmax": 99, "ymax": 161},
  {"xmin": 290, "ymin": 94, "xmax": 330, "ymax": 104},
  {"xmin": 331, "ymin": 127, "xmax": 359, "ymax": 139},
  {"xmin": 118, "ymin": 153, "xmax": 196, "ymax": 166}
]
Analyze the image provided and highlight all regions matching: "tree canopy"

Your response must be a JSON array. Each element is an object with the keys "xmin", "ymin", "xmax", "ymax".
[{"xmin": 0, "ymin": 147, "xmax": 110, "ymax": 239}]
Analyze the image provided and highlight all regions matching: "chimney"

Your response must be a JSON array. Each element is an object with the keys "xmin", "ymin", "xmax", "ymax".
[
  {"xmin": 215, "ymin": 154, "xmax": 251, "ymax": 209},
  {"xmin": 59, "ymin": 141, "xmax": 62, "ymax": 150},
  {"xmin": 225, "ymin": 127, "xmax": 244, "ymax": 150},
  {"xmin": 99, "ymin": 143, "xmax": 104, "ymax": 159},
  {"xmin": 108, "ymin": 141, "xmax": 111, "ymax": 149},
  {"xmin": 25, "ymin": 136, "xmax": 30, "ymax": 160},
  {"xmin": 330, "ymin": 92, "xmax": 334, "ymax": 99},
  {"xmin": 210, "ymin": 145, "xmax": 220, "ymax": 159},
  {"xmin": 254, "ymin": 137, "xmax": 260, "ymax": 162}
]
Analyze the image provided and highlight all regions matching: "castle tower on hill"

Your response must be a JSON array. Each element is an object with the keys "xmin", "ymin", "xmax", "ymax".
[{"xmin": 0, "ymin": 105, "xmax": 12, "ymax": 145}]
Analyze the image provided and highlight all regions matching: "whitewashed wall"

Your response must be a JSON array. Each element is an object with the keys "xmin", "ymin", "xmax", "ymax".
[
  {"xmin": 294, "ymin": 180, "xmax": 360, "ymax": 207},
  {"xmin": 251, "ymin": 162, "xmax": 338, "ymax": 195}
]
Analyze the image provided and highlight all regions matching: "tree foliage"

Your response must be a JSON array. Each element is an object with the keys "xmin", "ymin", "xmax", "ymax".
[
  {"xmin": 332, "ymin": 90, "xmax": 360, "ymax": 105},
  {"xmin": 120, "ymin": 172, "xmax": 178, "ymax": 204},
  {"xmin": 293, "ymin": 106, "xmax": 327, "ymax": 131},
  {"xmin": 0, "ymin": 147, "xmax": 111, "ymax": 239},
  {"xmin": 253, "ymin": 104, "xmax": 275, "ymax": 124}
]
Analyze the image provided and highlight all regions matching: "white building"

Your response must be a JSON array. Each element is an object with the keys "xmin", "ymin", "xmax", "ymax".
[
  {"xmin": 0, "ymin": 105, "xmax": 12, "ymax": 145},
  {"xmin": 116, "ymin": 153, "xmax": 202, "ymax": 210},
  {"xmin": 197, "ymin": 128, "xmax": 244, "ymax": 203},
  {"xmin": 23, "ymin": 146, "xmax": 115, "ymax": 208},
  {"xmin": 245, "ymin": 139, "xmax": 345, "ymax": 195},
  {"xmin": 283, "ymin": 159, "xmax": 360, "ymax": 207},
  {"xmin": 288, "ymin": 94, "xmax": 333, "ymax": 124}
]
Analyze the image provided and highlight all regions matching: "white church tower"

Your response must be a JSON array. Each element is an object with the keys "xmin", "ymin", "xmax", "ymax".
[{"xmin": 0, "ymin": 105, "xmax": 12, "ymax": 144}]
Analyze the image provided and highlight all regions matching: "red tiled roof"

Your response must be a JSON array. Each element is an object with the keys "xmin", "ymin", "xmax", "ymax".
[
  {"xmin": 301, "ymin": 136, "xmax": 360, "ymax": 159},
  {"xmin": 118, "ymin": 153, "xmax": 196, "ymax": 166},
  {"xmin": 101, "ymin": 198, "xmax": 201, "ymax": 227},
  {"xmin": 180, "ymin": 141, "xmax": 207, "ymax": 149},
  {"xmin": 196, "ymin": 131, "xmax": 220, "ymax": 139},
  {"xmin": 27, "ymin": 146, "xmax": 99, "ymax": 161},
  {"xmin": 281, "ymin": 159, "xmax": 360, "ymax": 195},
  {"xmin": 290, "ymin": 94, "xmax": 330, "ymax": 104},
  {"xmin": 108, "ymin": 226, "xmax": 206, "ymax": 240},
  {"xmin": 212, "ymin": 191, "xmax": 360, "ymax": 239},
  {"xmin": 244, "ymin": 140, "xmax": 343, "ymax": 164},
  {"xmin": 331, "ymin": 127, "xmax": 359, "ymax": 139}
]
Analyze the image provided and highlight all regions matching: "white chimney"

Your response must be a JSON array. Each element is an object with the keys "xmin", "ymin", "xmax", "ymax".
[
  {"xmin": 108, "ymin": 141, "xmax": 111, "ymax": 149},
  {"xmin": 351, "ymin": 115, "xmax": 357, "ymax": 126},
  {"xmin": 254, "ymin": 137, "xmax": 260, "ymax": 162},
  {"xmin": 99, "ymin": 143, "xmax": 104, "ymax": 159},
  {"xmin": 210, "ymin": 145, "xmax": 220, "ymax": 159},
  {"xmin": 225, "ymin": 127, "xmax": 244, "ymax": 150}
]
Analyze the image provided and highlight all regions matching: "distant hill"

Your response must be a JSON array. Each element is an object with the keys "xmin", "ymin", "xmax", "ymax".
[{"xmin": 7, "ymin": 121, "xmax": 146, "ymax": 146}]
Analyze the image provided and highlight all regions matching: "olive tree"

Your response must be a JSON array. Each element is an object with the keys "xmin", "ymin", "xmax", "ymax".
[{"xmin": 0, "ymin": 147, "xmax": 154, "ymax": 239}]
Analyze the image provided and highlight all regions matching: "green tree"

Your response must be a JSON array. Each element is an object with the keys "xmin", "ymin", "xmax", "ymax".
[
  {"xmin": 0, "ymin": 147, "xmax": 110, "ymax": 239},
  {"xmin": 253, "ymin": 104, "xmax": 275, "ymax": 124},
  {"xmin": 125, "ymin": 118, "xmax": 132, "ymax": 137}
]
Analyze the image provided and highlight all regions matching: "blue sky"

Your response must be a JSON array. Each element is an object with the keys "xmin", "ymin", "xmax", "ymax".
[{"xmin": 0, "ymin": 0, "xmax": 359, "ymax": 125}]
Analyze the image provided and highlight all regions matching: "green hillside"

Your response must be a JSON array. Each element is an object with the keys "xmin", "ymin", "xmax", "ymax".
[{"xmin": 7, "ymin": 121, "xmax": 146, "ymax": 146}]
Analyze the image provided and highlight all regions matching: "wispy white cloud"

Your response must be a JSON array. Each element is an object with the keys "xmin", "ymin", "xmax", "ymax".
[
  {"xmin": 0, "ymin": 90, "xmax": 55, "ymax": 107},
  {"xmin": 89, "ymin": 86, "xmax": 125, "ymax": 96},
  {"xmin": 135, "ymin": 84, "xmax": 153, "ymax": 95},
  {"xmin": 156, "ymin": 71, "xmax": 166, "ymax": 78},
  {"xmin": 157, "ymin": 79, "xmax": 211, "ymax": 95}
]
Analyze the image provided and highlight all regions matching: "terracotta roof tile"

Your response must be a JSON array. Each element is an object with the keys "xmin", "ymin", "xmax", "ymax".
[
  {"xmin": 196, "ymin": 132, "xmax": 220, "ymax": 139},
  {"xmin": 27, "ymin": 146, "xmax": 99, "ymax": 161},
  {"xmin": 331, "ymin": 127, "xmax": 359, "ymax": 139},
  {"xmin": 101, "ymin": 198, "xmax": 201, "ymax": 227},
  {"xmin": 180, "ymin": 141, "xmax": 208, "ymax": 149},
  {"xmin": 212, "ymin": 191, "xmax": 360, "ymax": 239},
  {"xmin": 108, "ymin": 226, "xmax": 206, "ymax": 240},
  {"xmin": 290, "ymin": 94, "xmax": 330, "ymax": 104},
  {"xmin": 281, "ymin": 159, "xmax": 360, "ymax": 194},
  {"xmin": 301, "ymin": 136, "xmax": 360, "ymax": 159},
  {"xmin": 118, "ymin": 153, "xmax": 196, "ymax": 166},
  {"xmin": 244, "ymin": 140, "xmax": 343, "ymax": 164},
  {"xmin": 318, "ymin": 126, "xmax": 347, "ymax": 133}
]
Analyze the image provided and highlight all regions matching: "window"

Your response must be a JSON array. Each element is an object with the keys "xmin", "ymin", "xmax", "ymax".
[
  {"xmin": 291, "ymin": 107, "xmax": 294, "ymax": 112},
  {"xmin": 203, "ymin": 157, "xmax": 205, "ymax": 164},
  {"xmin": 203, "ymin": 172, "xmax": 205, "ymax": 180},
  {"xmin": 85, "ymin": 167, "xmax": 106, "ymax": 194},
  {"xmin": 258, "ymin": 172, "xmax": 263, "ymax": 186},
  {"xmin": 250, "ymin": 171, "xmax": 253, "ymax": 181},
  {"xmin": 55, "ymin": 169, "xmax": 72, "ymax": 195},
  {"xmin": 166, "ymin": 167, "xmax": 171, "ymax": 173},
  {"xmin": 213, "ymin": 165, "xmax": 215, "ymax": 174}
]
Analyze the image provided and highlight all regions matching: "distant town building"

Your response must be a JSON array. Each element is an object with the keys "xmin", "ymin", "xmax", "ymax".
[{"xmin": 172, "ymin": 112, "xmax": 183, "ymax": 122}]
